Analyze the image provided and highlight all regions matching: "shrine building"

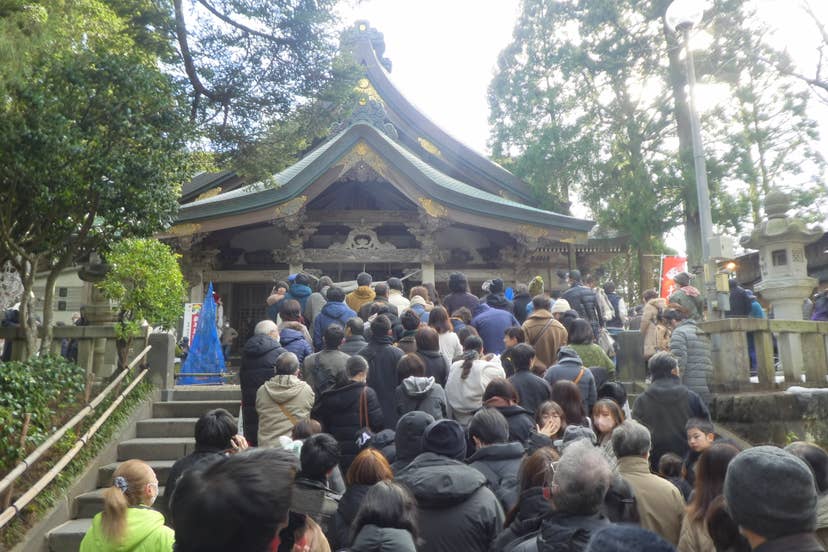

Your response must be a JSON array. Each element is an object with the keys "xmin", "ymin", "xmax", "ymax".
[{"xmin": 162, "ymin": 22, "xmax": 621, "ymax": 337}]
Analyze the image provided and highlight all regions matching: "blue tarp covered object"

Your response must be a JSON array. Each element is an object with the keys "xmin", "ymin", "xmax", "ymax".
[{"xmin": 179, "ymin": 282, "xmax": 225, "ymax": 385}]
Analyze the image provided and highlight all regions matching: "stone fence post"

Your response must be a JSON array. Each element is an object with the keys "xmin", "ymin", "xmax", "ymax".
[{"xmin": 147, "ymin": 332, "xmax": 175, "ymax": 393}]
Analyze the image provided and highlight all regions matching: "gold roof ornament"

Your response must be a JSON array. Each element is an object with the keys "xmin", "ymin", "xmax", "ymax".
[
  {"xmin": 338, "ymin": 140, "xmax": 394, "ymax": 182},
  {"xmin": 272, "ymin": 195, "xmax": 307, "ymax": 219},
  {"xmin": 417, "ymin": 137, "xmax": 443, "ymax": 160},
  {"xmin": 168, "ymin": 223, "xmax": 201, "ymax": 237},
  {"xmin": 418, "ymin": 197, "xmax": 448, "ymax": 218}
]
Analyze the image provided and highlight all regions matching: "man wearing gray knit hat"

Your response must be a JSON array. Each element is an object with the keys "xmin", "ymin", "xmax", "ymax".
[{"xmin": 724, "ymin": 445, "xmax": 822, "ymax": 551}]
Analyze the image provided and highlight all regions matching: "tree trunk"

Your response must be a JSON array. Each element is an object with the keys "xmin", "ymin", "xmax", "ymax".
[
  {"xmin": 637, "ymin": 246, "xmax": 649, "ymax": 301},
  {"xmin": 16, "ymin": 257, "xmax": 38, "ymax": 359},
  {"xmin": 38, "ymin": 266, "xmax": 63, "ymax": 356}
]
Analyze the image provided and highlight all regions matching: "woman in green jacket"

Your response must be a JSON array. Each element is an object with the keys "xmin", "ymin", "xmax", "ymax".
[
  {"xmin": 566, "ymin": 319, "xmax": 615, "ymax": 378},
  {"xmin": 80, "ymin": 459, "xmax": 174, "ymax": 552}
]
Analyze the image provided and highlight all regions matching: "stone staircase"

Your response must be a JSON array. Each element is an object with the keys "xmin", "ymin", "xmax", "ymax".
[{"xmin": 46, "ymin": 387, "xmax": 240, "ymax": 552}]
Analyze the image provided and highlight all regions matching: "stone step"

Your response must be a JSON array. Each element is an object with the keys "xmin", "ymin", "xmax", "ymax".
[
  {"xmin": 97, "ymin": 460, "xmax": 177, "ymax": 488},
  {"xmin": 168, "ymin": 386, "xmax": 241, "ymax": 401},
  {"xmin": 152, "ymin": 400, "xmax": 238, "ymax": 419},
  {"xmin": 48, "ymin": 518, "xmax": 91, "ymax": 552},
  {"xmin": 117, "ymin": 437, "xmax": 195, "ymax": 461},
  {"xmin": 137, "ymin": 418, "xmax": 198, "ymax": 438},
  {"xmin": 74, "ymin": 487, "xmax": 167, "ymax": 519}
]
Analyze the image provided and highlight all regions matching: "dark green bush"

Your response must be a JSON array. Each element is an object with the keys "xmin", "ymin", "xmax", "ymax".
[{"xmin": 0, "ymin": 356, "xmax": 86, "ymax": 473}]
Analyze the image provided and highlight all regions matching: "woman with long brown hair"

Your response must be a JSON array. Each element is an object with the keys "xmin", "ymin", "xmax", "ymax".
[
  {"xmin": 329, "ymin": 448, "xmax": 394, "ymax": 550},
  {"xmin": 428, "ymin": 306, "xmax": 463, "ymax": 362},
  {"xmin": 491, "ymin": 447, "xmax": 560, "ymax": 551},
  {"xmin": 678, "ymin": 442, "xmax": 741, "ymax": 552},
  {"xmin": 80, "ymin": 460, "xmax": 173, "ymax": 551}
]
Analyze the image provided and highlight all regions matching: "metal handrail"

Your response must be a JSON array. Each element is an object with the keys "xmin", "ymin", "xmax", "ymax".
[
  {"xmin": 0, "ymin": 345, "xmax": 151, "ymax": 497},
  {"xmin": 0, "ymin": 367, "xmax": 150, "ymax": 528}
]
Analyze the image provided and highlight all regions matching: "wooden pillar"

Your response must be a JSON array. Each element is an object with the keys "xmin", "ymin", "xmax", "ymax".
[{"xmin": 567, "ymin": 244, "xmax": 577, "ymax": 271}]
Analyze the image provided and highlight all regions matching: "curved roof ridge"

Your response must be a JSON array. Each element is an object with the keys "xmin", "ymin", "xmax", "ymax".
[{"xmin": 352, "ymin": 23, "xmax": 535, "ymax": 203}]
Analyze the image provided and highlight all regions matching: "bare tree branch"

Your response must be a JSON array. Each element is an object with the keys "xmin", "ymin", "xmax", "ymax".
[
  {"xmin": 194, "ymin": 0, "xmax": 295, "ymax": 46},
  {"xmin": 173, "ymin": 0, "xmax": 218, "ymax": 108}
]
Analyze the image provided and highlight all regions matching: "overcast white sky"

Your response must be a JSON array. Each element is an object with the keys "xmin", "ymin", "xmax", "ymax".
[{"xmin": 342, "ymin": 1, "xmax": 828, "ymax": 254}]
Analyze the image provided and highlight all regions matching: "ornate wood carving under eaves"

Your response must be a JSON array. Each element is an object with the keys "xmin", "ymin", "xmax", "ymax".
[{"xmin": 336, "ymin": 224, "xmax": 396, "ymax": 251}]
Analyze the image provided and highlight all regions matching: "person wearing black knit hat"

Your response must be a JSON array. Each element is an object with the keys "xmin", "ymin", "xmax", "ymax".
[
  {"xmin": 486, "ymin": 277, "xmax": 515, "ymax": 314},
  {"xmin": 724, "ymin": 446, "xmax": 821, "ymax": 551},
  {"xmin": 395, "ymin": 419, "xmax": 504, "ymax": 552}
]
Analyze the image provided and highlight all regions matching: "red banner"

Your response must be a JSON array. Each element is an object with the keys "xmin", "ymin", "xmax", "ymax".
[{"xmin": 660, "ymin": 256, "xmax": 688, "ymax": 299}]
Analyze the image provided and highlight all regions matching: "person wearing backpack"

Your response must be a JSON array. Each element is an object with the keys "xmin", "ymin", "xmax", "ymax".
[{"xmin": 466, "ymin": 408, "xmax": 524, "ymax": 514}]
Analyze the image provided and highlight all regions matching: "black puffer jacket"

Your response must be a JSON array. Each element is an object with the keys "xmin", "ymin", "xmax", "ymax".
[
  {"xmin": 329, "ymin": 483, "xmax": 371, "ymax": 550},
  {"xmin": 467, "ymin": 441, "xmax": 524, "ymax": 513},
  {"xmin": 509, "ymin": 371, "xmax": 551, "ymax": 415},
  {"xmin": 491, "ymin": 403, "xmax": 535, "ymax": 445},
  {"xmin": 510, "ymin": 511, "xmax": 611, "ymax": 552},
  {"xmin": 312, "ymin": 382, "xmax": 384, "ymax": 472},
  {"xmin": 350, "ymin": 524, "xmax": 417, "ymax": 552},
  {"xmin": 239, "ymin": 334, "xmax": 286, "ymax": 445},
  {"xmin": 360, "ymin": 335, "xmax": 405, "ymax": 429},
  {"xmin": 487, "ymin": 293, "xmax": 515, "ymax": 314},
  {"xmin": 416, "ymin": 349, "xmax": 450, "ymax": 386},
  {"xmin": 561, "ymin": 284, "xmax": 604, "ymax": 329},
  {"xmin": 395, "ymin": 452, "xmax": 504, "ymax": 552},
  {"xmin": 493, "ymin": 487, "xmax": 548, "ymax": 552}
]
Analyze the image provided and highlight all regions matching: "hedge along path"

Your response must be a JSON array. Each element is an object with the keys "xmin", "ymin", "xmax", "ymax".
[{"xmin": 0, "ymin": 345, "xmax": 151, "ymax": 528}]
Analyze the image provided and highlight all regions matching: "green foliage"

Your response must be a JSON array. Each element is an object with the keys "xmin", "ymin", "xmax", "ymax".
[
  {"xmin": 488, "ymin": 0, "xmax": 825, "ymax": 267},
  {"xmin": 0, "ymin": 356, "xmax": 86, "ymax": 473},
  {"xmin": 489, "ymin": 0, "xmax": 683, "ymax": 278},
  {"xmin": 97, "ymin": 238, "xmax": 186, "ymax": 337},
  {"xmin": 0, "ymin": 0, "xmax": 195, "ymax": 357},
  {"xmin": 166, "ymin": 0, "xmax": 345, "ymax": 158},
  {"xmin": 0, "ymin": 375, "xmax": 154, "ymax": 549}
]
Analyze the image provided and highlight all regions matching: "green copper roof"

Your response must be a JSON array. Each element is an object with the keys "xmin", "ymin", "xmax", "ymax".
[{"xmin": 177, "ymin": 123, "xmax": 593, "ymax": 234}]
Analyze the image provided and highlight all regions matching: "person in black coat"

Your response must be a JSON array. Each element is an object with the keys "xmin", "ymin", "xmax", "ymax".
[
  {"xmin": 467, "ymin": 408, "xmax": 524, "ymax": 513},
  {"xmin": 560, "ymin": 270, "xmax": 604, "ymax": 339},
  {"xmin": 443, "ymin": 272, "xmax": 482, "ymax": 318},
  {"xmin": 312, "ymin": 356, "xmax": 384, "ymax": 473},
  {"xmin": 395, "ymin": 420, "xmax": 504, "ymax": 552},
  {"xmin": 508, "ymin": 343, "xmax": 552, "ymax": 415},
  {"xmin": 482, "ymin": 378, "xmax": 535, "ymax": 445},
  {"xmin": 486, "ymin": 278, "xmax": 515, "ymax": 314},
  {"xmin": 164, "ymin": 409, "xmax": 242, "ymax": 519},
  {"xmin": 414, "ymin": 327, "xmax": 450, "ymax": 386},
  {"xmin": 512, "ymin": 284, "xmax": 533, "ymax": 325},
  {"xmin": 239, "ymin": 320, "xmax": 287, "ymax": 445},
  {"xmin": 390, "ymin": 410, "xmax": 435, "ymax": 474},
  {"xmin": 359, "ymin": 315, "xmax": 405, "ymax": 429},
  {"xmin": 340, "ymin": 317, "xmax": 368, "ymax": 356},
  {"xmin": 727, "ymin": 278, "xmax": 753, "ymax": 318}
]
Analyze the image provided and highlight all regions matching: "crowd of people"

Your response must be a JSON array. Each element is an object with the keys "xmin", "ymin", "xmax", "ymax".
[{"xmin": 80, "ymin": 270, "xmax": 828, "ymax": 552}]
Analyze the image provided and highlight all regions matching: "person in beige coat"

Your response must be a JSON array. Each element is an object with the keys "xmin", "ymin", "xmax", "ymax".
[
  {"xmin": 256, "ymin": 352, "xmax": 314, "ymax": 447},
  {"xmin": 522, "ymin": 295, "xmax": 568, "ymax": 369},
  {"xmin": 613, "ymin": 420, "xmax": 686, "ymax": 546},
  {"xmin": 640, "ymin": 289, "xmax": 670, "ymax": 361}
]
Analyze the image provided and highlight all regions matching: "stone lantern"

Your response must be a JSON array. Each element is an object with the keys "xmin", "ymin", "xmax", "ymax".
[
  {"xmin": 741, "ymin": 189, "xmax": 823, "ymax": 382},
  {"xmin": 740, "ymin": 189, "xmax": 822, "ymax": 320}
]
